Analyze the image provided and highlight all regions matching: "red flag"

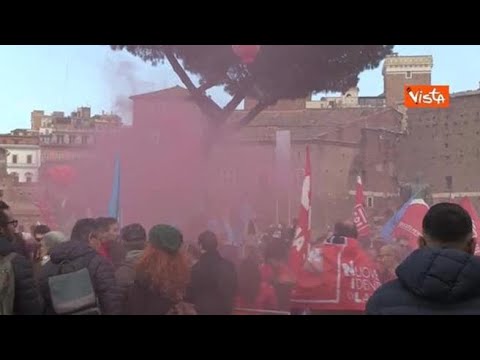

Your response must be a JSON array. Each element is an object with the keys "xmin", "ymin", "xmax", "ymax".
[
  {"xmin": 291, "ymin": 237, "xmax": 381, "ymax": 312},
  {"xmin": 393, "ymin": 198, "xmax": 429, "ymax": 249},
  {"xmin": 353, "ymin": 175, "xmax": 370, "ymax": 238},
  {"xmin": 458, "ymin": 197, "xmax": 480, "ymax": 255},
  {"xmin": 289, "ymin": 146, "xmax": 312, "ymax": 275}
]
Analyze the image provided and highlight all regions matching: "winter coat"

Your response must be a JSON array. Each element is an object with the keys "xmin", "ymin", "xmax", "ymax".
[
  {"xmin": 0, "ymin": 236, "xmax": 44, "ymax": 315},
  {"xmin": 38, "ymin": 240, "xmax": 122, "ymax": 315},
  {"xmin": 124, "ymin": 275, "xmax": 176, "ymax": 315},
  {"xmin": 366, "ymin": 247, "xmax": 480, "ymax": 315},
  {"xmin": 115, "ymin": 250, "xmax": 143, "ymax": 288},
  {"xmin": 186, "ymin": 250, "xmax": 237, "ymax": 315},
  {"xmin": 115, "ymin": 250, "xmax": 143, "ymax": 308}
]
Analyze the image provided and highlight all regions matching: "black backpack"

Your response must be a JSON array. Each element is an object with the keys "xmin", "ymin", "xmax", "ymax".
[{"xmin": 48, "ymin": 261, "xmax": 101, "ymax": 315}]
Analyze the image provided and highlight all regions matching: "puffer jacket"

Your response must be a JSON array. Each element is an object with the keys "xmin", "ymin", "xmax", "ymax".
[
  {"xmin": 0, "ymin": 236, "xmax": 44, "ymax": 315},
  {"xmin": 115, "ymin": 250, "xmax": 143, "ymax": 288},
  {"xmin": 366, "ymin": 247, "xmax": 480, "ymax": 315},
  {"xmin": 38, "ymin": 240, "xmax": 122, "ymax": 315},
  {"xmin": 124, "ymin": 274, "xmax": 175, "ymax": 315},
  {"xmin": 115, "ymin": 250, "xmax": 144, "ymax": 308}
]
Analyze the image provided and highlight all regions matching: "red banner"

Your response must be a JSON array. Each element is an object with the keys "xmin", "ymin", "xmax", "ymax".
[
  {"xmin": 291, "ymin": 237, "xmax": 380, "ymax": 312},
  {"xmin": 289, "ymin": 146, "xmax": 312, "ymax": 275},
  {"xmin": 393, "ymin": 198, "xmax": 429, "ymax": 249},
  {"xmin": 458, "ymin": 197, "xmax": 480, "ymax": 255},
  {"xmin": 353, "ymin": 176, "xmax": 370, "ymax": 238}
]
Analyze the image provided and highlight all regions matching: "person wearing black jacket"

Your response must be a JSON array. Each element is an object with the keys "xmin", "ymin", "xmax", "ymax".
[
  {"xmin": 186, "ymin": 230, "xmax": 237, "ymax": 315},
  {"xmin": 38, "ymin": 218, "xmax": 122, "ymax": 315},
  {"xmin": 367, "ymin": 203, "xmax": 480, "ymax": 315},
  {"xmin": 0, "ymin": 201, "xmax": 44, "ymax": 315}
]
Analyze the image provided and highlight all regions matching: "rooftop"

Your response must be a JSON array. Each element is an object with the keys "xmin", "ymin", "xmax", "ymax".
[
  {"xmin": 231, "ymin": 107, "xmax": 402, "ymax": 142},
  {"xmin": 130, "ymin": 85, "xmax": 191, "ymax": 101}
]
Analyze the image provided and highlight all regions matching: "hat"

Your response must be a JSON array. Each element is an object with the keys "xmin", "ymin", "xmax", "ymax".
[
  {"xmin": 149, "ymin": 225, "xmax": 183, "ymax": 254},
  {"xmin": 121, "ymin": 223, "xmax": 146, "ymax": 243},
  {"xmin": 42, "ymin": 231, "xmax": 68, "ymax": 253}
]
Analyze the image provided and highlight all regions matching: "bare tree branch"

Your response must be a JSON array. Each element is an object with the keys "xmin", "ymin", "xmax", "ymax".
[
  {"xmin": 163, "ymin": 47, "xmax": 198, "ymax": 92},
  {"xmin": 234, "ymin": 101, "xmax": 270, "ymax": 129},
  {"xmin": 198, "ymin": 80, "xmax": 222, "ymax": 93},
  {"xmin": 222, "ymin": 92, "xmax": 246, "ymax": 114},
  {"xmin": 163, "ymin": 47, "xmax": 223, "ymax": 119}
]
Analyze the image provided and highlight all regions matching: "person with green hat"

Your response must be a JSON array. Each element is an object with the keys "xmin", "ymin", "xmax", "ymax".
[{"xmin": 124, "ymin": 224, "xmax": 195, "ymax": 315}]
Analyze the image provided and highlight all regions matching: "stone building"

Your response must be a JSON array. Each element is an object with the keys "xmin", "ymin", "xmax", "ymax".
[{"xmin": 397, "ymin": 88, "xmax": 480, "ymax": 208}]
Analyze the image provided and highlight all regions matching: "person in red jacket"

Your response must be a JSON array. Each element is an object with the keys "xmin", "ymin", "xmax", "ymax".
[
  {"xmin": 291, "ymin": 221, "xmax": 381, "ymax": 315},
  {"xmin": 236, "ymin": 252, "xmax": 277, "ymax": 313}
]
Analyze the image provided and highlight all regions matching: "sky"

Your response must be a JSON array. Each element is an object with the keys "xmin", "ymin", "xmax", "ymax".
[{"xmin": 0, "ymin": 45, "xmax": 479, "ymax": 133}]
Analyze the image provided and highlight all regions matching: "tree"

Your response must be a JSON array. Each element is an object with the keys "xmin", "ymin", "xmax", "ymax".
[{"xmin": 110, "ymin": 45, "xmax": 394, "ymax": 130}]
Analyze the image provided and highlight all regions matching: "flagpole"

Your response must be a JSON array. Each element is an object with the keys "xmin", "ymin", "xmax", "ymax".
[
  {"xmin": 275, "ymin": 199, "xmax": 279, "ymax": 225},
  {"xmin": 287, "ymin": 190, "xmax": 291, "ymax": 226}
]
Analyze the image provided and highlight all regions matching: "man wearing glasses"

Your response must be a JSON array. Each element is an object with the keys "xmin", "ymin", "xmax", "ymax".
[{"xmin": 0, "ymin": 201, "xmax": 44, "ymax": 314}]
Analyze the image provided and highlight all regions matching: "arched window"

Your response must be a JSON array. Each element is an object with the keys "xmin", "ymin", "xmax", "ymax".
[
  {"xmin": 11, "ymin": 172, "xmax": 19, "ymax": 182},
  {"xmin": 25, "ymin": 172, "xmax": 33, "ymax": 183}
]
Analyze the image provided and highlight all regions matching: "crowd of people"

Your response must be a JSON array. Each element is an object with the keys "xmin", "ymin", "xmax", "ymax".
[{"xmin": 2, "ymin": 198, "xmax": 480, "ymax": 315}]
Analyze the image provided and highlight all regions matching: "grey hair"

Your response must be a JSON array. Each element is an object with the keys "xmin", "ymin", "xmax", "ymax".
[{"xmin": 42, "ymin": 231, "xmax": 68, "ymax": 253}]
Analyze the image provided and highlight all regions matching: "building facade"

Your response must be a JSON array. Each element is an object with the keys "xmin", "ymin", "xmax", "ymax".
[
  {"xmin": 396, "ymin": 88, "xmax": 480, "ymax": 208},
  {"xmin": 0, "ymin": 134, "xmax": 41, "ymax": 183},
  {"xmin": 129, "ymin": 75, "xmax": 406, "ymax": 233},
  {"xmin": 383, "ymin": 54, "xmax": 433, "ymax": 107}
]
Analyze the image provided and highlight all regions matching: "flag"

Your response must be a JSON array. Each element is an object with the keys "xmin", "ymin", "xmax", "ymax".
[
  {"xmin": 459, "ymin": 197, "xmax": 479, "ymax": 238},
  {"xmin": 108, "ymin": 155, "xmax": 121, "ymax": 222},
  {"xmin": 393, "ymin": 198, "xmax": 429, "ymax": 249},
  {"xmin": 458, "ymin": 197, "xmax": 480, "ymax": 256},
  {"xmin": 381, "ymin": 195, "xmax": 416, "ymax": 242},
  {"xmin": 289, "ymin": 146, "xmax": 312, "ymax": 275},
  {"xmin": 352, "ymin": 175, "xmax": 370, "ymax": 238}
]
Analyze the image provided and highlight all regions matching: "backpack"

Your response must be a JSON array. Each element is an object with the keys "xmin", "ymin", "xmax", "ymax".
[
  {"xmin": 48, "ymin": 262, "xmax": 101, "ymax": 315},
  {"xmin": 0, "ymin": 253, "xmax": 17, "ymax": 315}
]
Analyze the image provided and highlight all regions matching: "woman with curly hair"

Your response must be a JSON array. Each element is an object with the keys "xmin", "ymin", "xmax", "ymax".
[{"xmin": 124, "ymin": 224, "xmax": 193, "ymax": 315}]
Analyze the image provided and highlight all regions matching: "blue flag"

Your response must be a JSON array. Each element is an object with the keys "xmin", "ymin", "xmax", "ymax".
[
  {"xmin": 381, "ymin": 195, "xmax": 415, "ymax": 242},
  {"xmin": 108, "ymin": 155, "xmax": 121, "ymax": 223}
]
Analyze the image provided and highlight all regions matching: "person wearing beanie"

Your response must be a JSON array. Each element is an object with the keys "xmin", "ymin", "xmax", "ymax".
[
  {"xmin": 115, "ymin": 223, "xmax": 147, "ymax": 297},
  {"xmin": 124, "ymin": 224, "xmax": 193, "ymax": 315},
  {"xmin": 186, "ymin": 230, "xmax": 238, "ymax": 315},
  {"xmin": 40, "ymin": 231, "xmax": 69, "ymax": 266}
]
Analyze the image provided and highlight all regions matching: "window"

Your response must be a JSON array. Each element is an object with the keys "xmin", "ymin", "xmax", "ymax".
[
  {"xmin": 27, "ymin": 155, "xmax": 32, "ymax": 164},
  {"xmin": 57, "ymin": 135, "xmax": 64, "ymax": 144},
  {"xmin": 445, "ymin": 176, "xmax": 453, "ymax": 191},
  {"xmin": 69, "ymin": 135, "xmax": 76, "ymax": 144},
  {"xmin": 12, "ymin": 154, "xmax": 17, "ymax": 164},
  {"xmin": 25, "ymin": 173, "xmax": 33, "ymax": 183},
  {"xmin": 221, "ymin": 169, "xmax": 236, "ymax": 185},
  {"xmin": 367, "ymin": 196, "xmax": 374, "ymax": 208},
  {"xmin": 405, "ymin": 71, "xmax": 412, "ymax": 79},
  {"xmin": 81, "ymin": 136, "xmax": 88, "ymax": 145}
]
